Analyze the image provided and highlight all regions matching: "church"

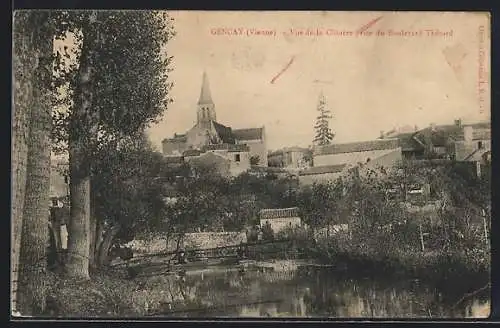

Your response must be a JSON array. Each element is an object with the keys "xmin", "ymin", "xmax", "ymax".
[{"xmin": 162, "ymin": 72, "xmax": 268, "ymax": 176}]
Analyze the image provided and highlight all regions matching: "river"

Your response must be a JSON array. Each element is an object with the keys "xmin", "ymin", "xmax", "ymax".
[{"xmin": 143, "ymin": 260, "xmax": 490, "ymax": 318}]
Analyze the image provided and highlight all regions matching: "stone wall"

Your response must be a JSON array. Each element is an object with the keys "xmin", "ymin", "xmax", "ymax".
[{"xmin": 126, "ymin": 232, "xmax": 247, "ymax": 254}]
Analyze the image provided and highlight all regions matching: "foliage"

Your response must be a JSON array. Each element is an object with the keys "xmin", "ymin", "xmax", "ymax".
[
  {"xmin": 249, "ymin": 155, "xmax": 261, "ymax": 166},
  {"xmin": 261, "ymin": 222, "xmax": 275, "ymax": 241},
  {"xmin": 313, "ymin": 93, "xmax": 334, "ymax": 146},
  {"xmin": 91, "ymin": 134, "xmax": 168, "ymax": 242},
  {"xmin": 51, "ymin": 10, "xmax": 175, "ymax": 157}
]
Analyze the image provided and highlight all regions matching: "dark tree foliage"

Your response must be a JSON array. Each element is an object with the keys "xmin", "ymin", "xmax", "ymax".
[
  {"xmin": 51, "ymin": 10, "xmax": 175, "ymax": 157},
  {"xmin": 313, "ymin": 93, "xmax": 334, "ymax": 146},
  {"xmin": 91, "ymin": 135, "xmax": 167, "ymax": 241}
]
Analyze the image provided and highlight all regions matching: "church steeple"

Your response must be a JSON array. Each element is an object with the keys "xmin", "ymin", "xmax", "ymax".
[
  {"xmin": 197, "ymin": 71, "xmax": 216, "ymax": 127},
  {"xmin": 198, "ymin": 71, "xmax": 213, "ymax": 105}
]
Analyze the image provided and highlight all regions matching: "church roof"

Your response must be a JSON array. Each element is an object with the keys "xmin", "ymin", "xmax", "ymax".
[
  {"xmin": 233, "ymin": 127, "xmax": 264, "ymax": 141},
  {"xmin": 198, "ymin": 71, "xmax": 213, "ymax": 105},
  {"xmin": 212, "ymin": 121, "xmax": 235, "ymax": 144}
]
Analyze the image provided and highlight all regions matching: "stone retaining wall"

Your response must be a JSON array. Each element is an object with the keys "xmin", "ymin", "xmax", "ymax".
[{"xmin": 126, "ymin": 232, "xmax": 247, "ymax": 254}]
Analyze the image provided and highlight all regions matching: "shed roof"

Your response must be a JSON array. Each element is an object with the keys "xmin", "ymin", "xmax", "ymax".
[{"xmin": 260, "ymin": 207, "xmax": 300, "ymax": 219}]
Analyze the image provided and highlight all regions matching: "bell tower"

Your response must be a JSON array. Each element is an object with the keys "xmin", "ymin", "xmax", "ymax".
[{"xmin": 197, "ymin": 71, "xmax": 216, "ymax": 128}]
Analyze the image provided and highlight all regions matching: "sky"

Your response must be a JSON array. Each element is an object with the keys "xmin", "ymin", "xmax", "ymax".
[{"xmin": 60, "ymin": 11, "xmax": 492, "ymax": 152}]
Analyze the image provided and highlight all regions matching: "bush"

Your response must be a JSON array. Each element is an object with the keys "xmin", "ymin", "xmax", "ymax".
[{"xmin": 261, "ymin": 222, "xmax": 274, "ymax": 242}]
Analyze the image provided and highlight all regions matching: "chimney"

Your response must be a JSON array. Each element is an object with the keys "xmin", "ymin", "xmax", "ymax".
[
  {"xmin": 454, "ymin": 119, "xmax": 462, "ymax": 128},
  {"xmin": 430, "ymin": 123, "xmax": 436, "ymax": 131},
  {"xmin": 463, "ymin": 126, "xmax": 473, "ymax": 143},
  {"xmin": 414, "ymin": 125, "xmax": 419, "ymax": 132},
  {"xmin": 380, "ymin": 130, "xmax": 385, "ymax": 139}
]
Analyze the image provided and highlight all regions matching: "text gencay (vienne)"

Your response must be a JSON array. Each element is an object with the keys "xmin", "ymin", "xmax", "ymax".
[{"xmin": 210, "ymin": 28, "xmax": 276, "ymax": 37}]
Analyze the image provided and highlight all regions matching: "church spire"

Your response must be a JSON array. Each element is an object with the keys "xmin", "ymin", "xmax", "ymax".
[
  {"xmin": 196, "ymin": 71, "xmax": 216, "ymax": 126},
  {"xmin": 198, "ymin": 71, "xmax": 213, "ymax": 105}
]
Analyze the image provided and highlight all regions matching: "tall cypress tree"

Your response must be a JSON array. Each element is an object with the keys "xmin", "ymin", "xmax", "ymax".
[{"xmin": 313, "ymin": 92, "xmax": 334, "ymax": 146}]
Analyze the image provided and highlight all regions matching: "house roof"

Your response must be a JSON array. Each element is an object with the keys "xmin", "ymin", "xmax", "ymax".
[
  {"xmin": 414, "ymin": 121, "xmax": 491, "ymax": 144},
  {"xmin": 233, "ymin": 127, "xmax": 264, "ymax": 141},
  {"xmin": 260, "ymin": 207, "xmax": 300, "ymax": 219},
  {"xmin": 315, "ymin": 139, "xmax": 400, "ymax": 156},
  {"xmin": 299, "ymin": 164, "xmax": 347, "ymax": 176},
  {"xmin": 212, "ymin": 121, "xmax": 235, "ymax": 144},
  {"xmin": 397, "ymin": 133, "xmax": 424, "ymax": 151},
  {"xmin": 414, "ymin": 125, "xmax": 464, "ymax": 146}
]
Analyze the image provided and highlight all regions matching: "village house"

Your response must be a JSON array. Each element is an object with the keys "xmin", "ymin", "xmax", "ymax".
[
  {"xmin": 298, "ymin": 164, "xmax": 347, "ymax": 185},
  {"xmin": 380, "ymin": 119, "xmax": 491, "ymax": 165},
  {"xmin": 162, "ymin": 72, "xmax": 267, "ymax": 176},
  {"xmin": 267, "ymin": 147, "xmax": 312, "ymax": 170},
  {"xmin": 298, "ymin": 138, "xmax": 402, "ymax": 185},
  {"xmin": 259, "ymin": 207, "xmax": 302, "ymax": 233}
]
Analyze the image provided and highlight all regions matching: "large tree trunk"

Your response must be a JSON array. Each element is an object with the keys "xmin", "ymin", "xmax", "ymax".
[
  {"xmin": 66, "ymin": 13, "xmax": 98, "ymax": 279},
  {"xmin": 16, "ymin": 12, "xmax": 54, "ymax": 315},
  {"xmin": 66, "ymin": 151, "xmax": 91, "ymax": 279},
  {"xmin": 11, "ymin": 13, "xmax": 35, "ymax": 314}
]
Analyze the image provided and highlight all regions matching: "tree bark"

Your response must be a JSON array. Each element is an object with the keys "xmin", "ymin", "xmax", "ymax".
[
  {"xmin": 11, "ymin": 13, "xmax": 35, "ymax": 314},
  {"xmin": 66, "ymin": 156, "xmax": 91, "ymax": 279},
  {"xmin": 17, "ymin": 12, "xmax": 54, "ymax": 315},
  {"xmin": 66, "ymin": 12, "xmax": 99, "ymax": 279}
]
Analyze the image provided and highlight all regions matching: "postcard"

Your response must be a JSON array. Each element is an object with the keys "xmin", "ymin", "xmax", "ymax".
[{"xmin": 12, "ymin": 10, "xmax": 490, "ymax": 319}]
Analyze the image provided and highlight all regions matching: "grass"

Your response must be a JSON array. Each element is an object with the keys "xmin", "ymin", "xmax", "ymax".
[{"xmin": 45, "ymin": 268, "xmax": 186, "ymax": 317}]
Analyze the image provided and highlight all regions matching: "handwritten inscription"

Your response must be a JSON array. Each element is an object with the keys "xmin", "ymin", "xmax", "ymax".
[
  {"xmin": 210, "ymin": 27, "xmax": 454, "ymax": 38},
  {"xmin": 477, "ymin": 25, "xmax": 488, "ymax": 114}
]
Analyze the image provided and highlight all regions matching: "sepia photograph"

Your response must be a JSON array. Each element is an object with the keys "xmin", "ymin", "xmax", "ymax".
[{"xmin": 11, "ymin": 10, "xmax": 491, "ymax": 319}]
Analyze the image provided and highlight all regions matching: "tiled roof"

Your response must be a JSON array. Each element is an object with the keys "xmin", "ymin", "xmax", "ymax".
[
  {"xmin": 233, "ymin": 127, "xmax": 264, "ymax": 141},
  {"xmin": 315, "ymin": 139, "xmax": 400, "ymax": 156},
  {"xmin": 212, "ymin": 121, "xmax": 235, "ymax": 144},
  {"xmin": 415, "ymin": 125, "xmax": 463, "ymax": 146},
  {"xmin": 260, "ymin": 207, "xmax": 300, "ymax": 219},
  {"xmin": 299, "ymin": 164, "xmax": 347, "ymax": 176},
  {"xmin": 398, "ymin": 133, "xmax": 424, "ymax": 151}
]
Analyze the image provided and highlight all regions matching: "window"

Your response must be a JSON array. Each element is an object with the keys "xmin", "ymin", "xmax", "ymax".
[
  {"xmin": 235, "ymin": 154, "xmax": 241, "ymax": 162},
  {"xmin": 478, "ymin": 141, "xmax": 483, "ymax": 149}
]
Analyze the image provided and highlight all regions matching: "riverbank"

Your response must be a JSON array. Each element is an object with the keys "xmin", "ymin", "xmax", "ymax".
[
  {"xmin": 307, "ymin": 241, "xmax": 490, "ymax": 304},
  {"xmin": 42, "ymin": 254, "xmax": 490, "ymax": 318}
]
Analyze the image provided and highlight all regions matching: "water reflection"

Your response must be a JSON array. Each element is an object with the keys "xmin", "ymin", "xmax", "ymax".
[{"xmin": 149, "ymin": 263, "xmax": 489, "ymax": 318}]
